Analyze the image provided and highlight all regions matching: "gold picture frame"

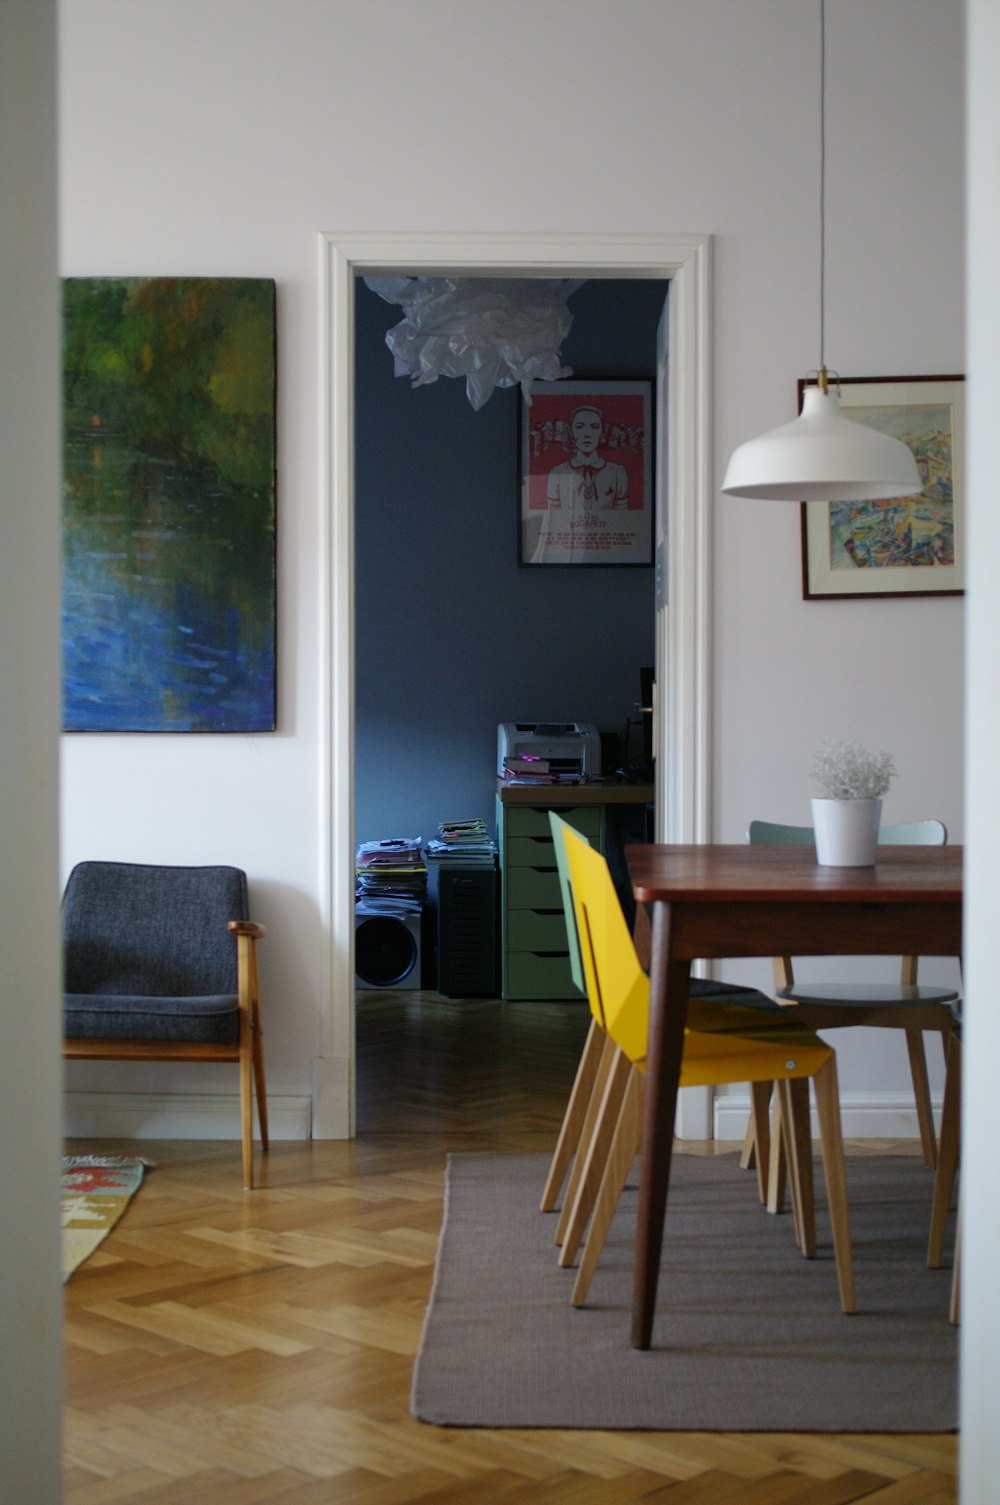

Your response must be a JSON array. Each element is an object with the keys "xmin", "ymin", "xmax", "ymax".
[{"xmin": 800, "ymin": 375, "xmax": 965, "ymax": 600}]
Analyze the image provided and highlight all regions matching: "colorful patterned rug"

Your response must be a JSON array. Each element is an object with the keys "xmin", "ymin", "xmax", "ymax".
[{"xmin": 61, "ymin": 1155, "xmax": 149, "ymax": 1281}]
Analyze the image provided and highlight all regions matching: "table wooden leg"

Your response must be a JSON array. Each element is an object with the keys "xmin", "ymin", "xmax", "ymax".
[{"xmin": 631, "ymin": 900, "xmax": 690, "ymax": 1349}]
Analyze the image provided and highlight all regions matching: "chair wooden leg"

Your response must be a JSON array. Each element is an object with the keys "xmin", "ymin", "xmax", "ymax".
[
  {"xmin": 778, "ymin": 1078, "xmax": 815, "ymax": 1257},
  {"xmin": 767, "ymin": 1091, "xmax": 787, "ymax": 1217},
  {"xmin": 739, "ymin": 1106, "xmax": 756, "ymax": 1172},
  {"xmin": 540, "ymin": 1016, "xmax": 604, "ymax": 1213},
  {"xmin": 558, "ymin": 1046, "xmax": 632, "ymax": 1268},
  {"xmin": 950, "ymin": 1198, "xmax": 961, "ymax": 1325},
  {"xmin": 928, "ymin": 1030, "xmax": 961, "ymax": 1268},
  {"xmin": 235, "ymin": 931, "xmax": 256, "ymax": 1191},
  {"xmin": 239, "ymin": 1030, "xmax": 254, "ymax": 1191},
  {"xmin": 250, "ymin": 947, "xmax": 269, "ymax": 1152},
  {"xmin": 748, "ymin": 1081, "xmax": 772, "ymax": 1205},
  {"xmin": 252, "ymin": 1026, "xmax": 269, "ymax": 1153},
  {"xmin": 571, "ymin": 1070, "xmax": 644, "ymax": 1306},
  {"xmin": 813, "ymin": 1055, "xmax": 855, "ymax": 1314},
  {"xmin": 555, "ymin": 1032, "xmax": 616, "ymax": 1246},
  {"xmin": 905, "ymin": 1026, "xmax": 937, "ymax": 1169}
]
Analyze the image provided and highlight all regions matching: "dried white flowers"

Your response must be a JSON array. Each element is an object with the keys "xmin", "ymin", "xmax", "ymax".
[{"xmin": 812, "ymin": 739, "xmax": 896, "ymax": 801}]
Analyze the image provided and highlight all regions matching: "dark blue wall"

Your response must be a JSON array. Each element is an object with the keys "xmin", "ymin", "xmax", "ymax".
[{"xmin": 354, "ymin": 277, "xmax": 666, "ymax": 850}]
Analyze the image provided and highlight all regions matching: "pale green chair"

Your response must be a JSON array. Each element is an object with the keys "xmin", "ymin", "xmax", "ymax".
[
  {"xmin": 747, "ymin": 819, "xmax": 961, "ymax": 1168},
  {"xmin": 927, "ymin": 1011, "xmax": 962, "ymax": 1323}
]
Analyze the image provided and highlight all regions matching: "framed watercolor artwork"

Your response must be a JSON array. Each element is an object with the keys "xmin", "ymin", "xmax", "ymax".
[
  {"xmin": 799, "ymin": 375, "xmax": 965, "ymax": 600},
  {"xmin": 519, "ymin": 379, "xmax": 653, "ymax": 566},
  {"xmin": 61, "ymin": 277, "xmax": 277, "ymax": 731}
]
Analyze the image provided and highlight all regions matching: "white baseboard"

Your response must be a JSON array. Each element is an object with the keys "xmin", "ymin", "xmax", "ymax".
[
  {"xmin": 713, "ymin": 1091, "xmax": 943, "ymax": 1143},
  {"xmin": 63, "ymin": 1090, "xmax": 312, "ymax": 1141},
  {"xmin": 63, "ymin": 1089, "xmax": 940, "ymax": 1147},
  {"xmin": 311, "ymin": 1052, "xmax": 353, "ymax": 1139}
]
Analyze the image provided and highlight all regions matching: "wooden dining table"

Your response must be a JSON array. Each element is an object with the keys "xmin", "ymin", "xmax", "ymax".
[{"xmin": 625, "ymin": 841, "xmax": 964, "ymax": 1350}]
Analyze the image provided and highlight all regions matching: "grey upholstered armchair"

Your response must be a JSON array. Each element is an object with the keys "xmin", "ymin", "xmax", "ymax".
[{"xmin": 63, "ymin": 861, "xmax": 269, "ymax": 1188}]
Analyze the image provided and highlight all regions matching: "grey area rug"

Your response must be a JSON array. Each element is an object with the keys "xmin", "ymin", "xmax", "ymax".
[{"xmin": 412, "ymin": 1151, "xmax": 957, "ymax": 1432}]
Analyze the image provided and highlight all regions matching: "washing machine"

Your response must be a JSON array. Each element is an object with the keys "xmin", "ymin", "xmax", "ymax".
[{"xmin": 355, "ymin": 908, "xmax": 423, "ymax": 989}]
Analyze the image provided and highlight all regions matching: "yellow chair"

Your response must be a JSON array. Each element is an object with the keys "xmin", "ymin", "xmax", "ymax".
[
  {"xmin": 542, "ymin": 813, "xmax": 786, "ymax": 1239},
  {"xmin": 538, "ymin": 816, "xmax": 610, "ymax": 1219},
  {"xmin": 560, "ymin": 821, "xmax": 855, "ymax": 1313}
]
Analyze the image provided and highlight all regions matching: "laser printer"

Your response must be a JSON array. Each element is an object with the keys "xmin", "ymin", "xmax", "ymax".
[{"xmin": 497, "ymin": 721, "xmax": 601, "ymax": 779}]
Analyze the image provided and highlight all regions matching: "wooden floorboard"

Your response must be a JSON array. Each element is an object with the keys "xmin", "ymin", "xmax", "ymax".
[{"xmin": 63, "ymin": 992, "xmax": 957, "ymax": 1504}]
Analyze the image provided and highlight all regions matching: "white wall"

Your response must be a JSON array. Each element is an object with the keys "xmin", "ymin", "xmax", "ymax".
[
  {"xmin": 58, "ymin": 0, "xmax": 965, "ymax": 1139},
  {"xmin": 1, "ymin": 2, "xmax": 64, "ymax": 1498},
  {"xmin": 960, "ymin": 1, "xmax": 1000, "ymax": 1492}
]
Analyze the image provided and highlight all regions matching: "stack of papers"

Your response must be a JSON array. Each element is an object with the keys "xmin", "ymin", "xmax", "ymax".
[
  {"xmin": 500, "ymin": 755, "xmax": 581, "ymax": 785},
  {"xmin": 425, "ymin": 817, "xmax": 497, "ymax": 867},
  {"xmin": 356, "ymin": 837, "xmax": 427, "ymax": 915}
]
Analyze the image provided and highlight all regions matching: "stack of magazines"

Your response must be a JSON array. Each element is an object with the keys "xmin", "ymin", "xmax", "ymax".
[
  {"xmin": 355, "ymin": 837, "xmax": 427, "ymax": 915},
  {"xmin": 425, "ymin": 817, "xmax": 497, "ymax": 867}
]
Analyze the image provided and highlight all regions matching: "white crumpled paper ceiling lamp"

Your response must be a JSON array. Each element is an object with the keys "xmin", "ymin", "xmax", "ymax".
[{"xmin": 363, "ymin": 276, "xmax": 584, "ymax": 411}]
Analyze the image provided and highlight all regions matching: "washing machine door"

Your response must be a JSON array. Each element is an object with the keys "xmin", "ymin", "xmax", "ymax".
[{"xmin": 355, "ymin": 912, "xmax": 420, "ymax": 989}]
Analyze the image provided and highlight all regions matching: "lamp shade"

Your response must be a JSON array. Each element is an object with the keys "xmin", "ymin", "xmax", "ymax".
[{"xmin": 721, "ymin": 383, "xmax": 922, "ymax": 502}]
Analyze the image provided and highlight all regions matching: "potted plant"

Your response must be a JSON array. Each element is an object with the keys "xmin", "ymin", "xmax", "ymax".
[{"xmin": 811, "ymin": 739, "xmax": 896, "ymax": 866}]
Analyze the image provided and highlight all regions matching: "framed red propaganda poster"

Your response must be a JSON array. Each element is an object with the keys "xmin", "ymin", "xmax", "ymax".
[{"xmin": 519, "ymin": 380, "xmax": 653, "ymax": 566}]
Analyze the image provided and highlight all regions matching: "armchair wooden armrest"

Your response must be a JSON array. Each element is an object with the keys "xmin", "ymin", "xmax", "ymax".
[{"xmin": 228, "ymin": 920, "xmax": 267, "ymax": 939}]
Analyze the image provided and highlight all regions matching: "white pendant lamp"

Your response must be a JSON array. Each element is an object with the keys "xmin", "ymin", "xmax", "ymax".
[
  {"xmin": 721, "ymin": 1, "xmax": 921, "ymax": 504},
  {"xmin": 723, "ymin": 366, "xmax": 921, "ymax": 502}
]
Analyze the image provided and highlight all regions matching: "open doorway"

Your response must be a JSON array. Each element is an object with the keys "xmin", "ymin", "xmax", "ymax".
[
  {"xmin": 353, "ymin": 277, "xmax": 663, "ymax": 849},
  {"xmin": 317, "ymin": 232, "xmax": 713, "ymax": 1139},
  {"xmin": 353, "ymin": 275, "xmax": 663, "ymax": 999}
]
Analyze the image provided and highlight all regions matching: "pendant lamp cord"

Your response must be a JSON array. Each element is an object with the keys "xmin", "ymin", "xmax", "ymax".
[{"xmin": 818, "ymin": 0, "xmax": 828, "ymax": 392}]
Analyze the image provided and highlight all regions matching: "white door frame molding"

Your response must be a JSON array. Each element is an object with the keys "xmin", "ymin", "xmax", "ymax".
[{"xmin": 315, "ymin": 231, "xmax": 713, "ymax": 1138}]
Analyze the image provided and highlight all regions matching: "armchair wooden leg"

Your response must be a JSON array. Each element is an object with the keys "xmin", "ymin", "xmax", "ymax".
[
  {"xmin": 240, "ymin": 1032, "xmax": 255, "ymax": 1191},
  {"xmin": 252, "ymin": 1024, "xmax": 269, "ymax": 1152},
  {"xmin": 237, "ymin": 931, "xmax": 267, "ymax": 1189},
  {"xmin": 250, "ymin": 945, "xmax": 269, "ymax": 1152}
]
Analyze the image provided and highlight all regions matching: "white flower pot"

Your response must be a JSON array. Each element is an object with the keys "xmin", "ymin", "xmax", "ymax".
[{"xmin": 811, "ymin": 797, "xmax": 882, "ymax": 867}]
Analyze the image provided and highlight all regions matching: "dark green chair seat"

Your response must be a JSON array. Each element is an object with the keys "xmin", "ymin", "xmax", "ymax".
[{"xmin": 65, "ymin": 993, "xmax": 240, "ymax": 1045}]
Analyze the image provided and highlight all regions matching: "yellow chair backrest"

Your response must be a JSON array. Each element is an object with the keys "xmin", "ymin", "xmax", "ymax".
[
  {"xmin": 560, "ymin": 820, "xmax": 650, "ymax": 1067},
  {"xmin": 561, "ymin": 819, "xmax": 834, "ymax": 1087}
]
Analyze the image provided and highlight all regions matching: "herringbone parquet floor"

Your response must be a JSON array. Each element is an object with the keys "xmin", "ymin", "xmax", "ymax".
[{"xmin": 63, "ymin": 993, "xmax": 958, "ymax": 1504}]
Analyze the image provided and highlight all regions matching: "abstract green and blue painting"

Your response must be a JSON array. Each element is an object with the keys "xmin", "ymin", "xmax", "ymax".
[{"xmin": 62, "ymin": 277, "xmax": 276, "ymax": 731}]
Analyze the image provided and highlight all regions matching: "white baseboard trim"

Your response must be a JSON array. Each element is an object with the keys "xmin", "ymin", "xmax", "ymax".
[
  {"xmin": 713, "ymin": 1092, "xmax": 942, "ymax": 1143},
  {"xmin": 311, "ymin": 1053, "xmax": 352, "ymax": 1139},
  {"xmin": 63, "ymin": 1089, "xmax": 939, "ymax": 1147},
  {"xmin": 63, "ymin": 1090, "xmax": 312, "ymax": 1142}
]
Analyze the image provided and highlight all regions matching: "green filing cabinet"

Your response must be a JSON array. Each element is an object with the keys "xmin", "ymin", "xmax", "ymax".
[{"xmin": 496, "ymin": 796, "xmax": 604, "ymax": 999}]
